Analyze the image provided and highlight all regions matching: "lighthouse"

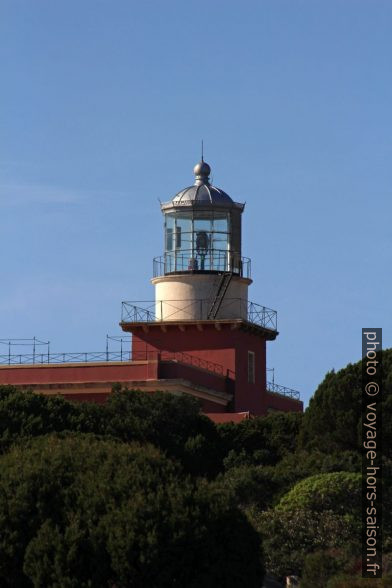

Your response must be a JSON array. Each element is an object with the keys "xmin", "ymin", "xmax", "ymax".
[
  {"xmin": 0, "ymin": 157, "xmax": 302, "ymax": 418},
  {"xmin": 120, "ymin": 159, "xmax": 302, "ymax": 417}
]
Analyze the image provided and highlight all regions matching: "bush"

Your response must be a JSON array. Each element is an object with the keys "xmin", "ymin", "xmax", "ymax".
[{"xmin": 0, "ymin": 434, "xmax": 264, "ymax": 587}]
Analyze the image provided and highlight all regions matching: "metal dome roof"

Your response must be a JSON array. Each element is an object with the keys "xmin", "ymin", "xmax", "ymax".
[
  {"xmin": 161, "ymin": 160, "xmax": 244, "ymax": 211},
  {"xmin": 172, "ymin": 183, "xmax": 234, "ymax": 205}
]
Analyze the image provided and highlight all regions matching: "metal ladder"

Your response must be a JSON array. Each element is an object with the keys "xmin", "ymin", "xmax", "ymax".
[{"xmin": 207, "ymin": 272, "xmax": 232, "ymax": 319}]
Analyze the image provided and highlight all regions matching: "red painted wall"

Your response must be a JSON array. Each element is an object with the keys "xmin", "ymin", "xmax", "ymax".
[
  {"xmin": 0, "ymin": 362, "xmax": 157, "ymax": 386},
  {"xmin": 131, "ymin": 324, "xmax": 268, "ymax": 415},
  {"xmin": 132, "ymin": 326, "xmax": 236, "ymax": 375},
  {"xmin": 264, "ymin": 390, "xmax": 304, "ymax": 413},
  {"xmin": 62, "ymin": 392, "xmax": 110, "ymax": 404},
  {"xmin": 158, "ymin": 361, "xmax": 232, "ymax": 395},
  {"xmin": 233, "ymin": 331, "xmax": 266, "ymax": 414}
]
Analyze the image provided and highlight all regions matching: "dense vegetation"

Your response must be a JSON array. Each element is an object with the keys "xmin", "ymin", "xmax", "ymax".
[{"xmin": 0, "ymin": 348, "xmax": 390, "ymax": 586}]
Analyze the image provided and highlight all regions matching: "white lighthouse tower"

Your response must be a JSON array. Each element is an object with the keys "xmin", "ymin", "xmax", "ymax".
[{"xmin": 151, "ymin": 159, "xmax": 252, "ymax": 321}]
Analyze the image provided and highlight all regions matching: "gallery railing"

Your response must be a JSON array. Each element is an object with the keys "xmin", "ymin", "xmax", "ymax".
[
  {"xmin": 121, "ymin": 298, "xmax": 278, "ymax": 332},
  {"xmin": 153, "ymin": 250, "xmax": 251, "ymax": 278}
]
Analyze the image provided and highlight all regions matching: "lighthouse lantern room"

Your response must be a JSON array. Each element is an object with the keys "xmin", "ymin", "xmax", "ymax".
[{"xmin": 152, "ymin": 160, "xmax": 251, "ymax": 321}]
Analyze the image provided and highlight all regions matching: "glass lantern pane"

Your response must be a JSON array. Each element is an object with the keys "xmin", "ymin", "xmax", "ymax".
[
  {"xmin": 212, "ymin": 212, "xmax": 229, "ymax": 232},
  {"xmin": 212, "ymin": 233, "xmax": 228, "ymax": 251},
  {"xmin": 175, "ymin": 214, "xmax": 192, "ymax": 251},
  {"xmin": 165, "ymin": 214, "xmax": 175, "ymax": 252},
  {"xmin": 194, "ymin": 218, "xmax": 212, "ymax": 233},
  {"xmin": 166, "ymin": 214, "xmax": 175, "ymax": 230},
  {"xmin": 175, "ymin": 213, "xmax": 192, "ymax": 232},
  {"xmin": 166, "ymin": 228, "xmax": 173, "ymax": 251}
]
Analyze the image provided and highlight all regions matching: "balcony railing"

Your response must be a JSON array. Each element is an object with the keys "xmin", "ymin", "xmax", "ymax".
[
  {"xmin": 153, "ymin": 249, "xmax": 251, "ymax": 278},
  {"xmin": 266, "ymin": 381, "xmax": 300, "ymax": 400},
  {"xmin": 121, "ymin": 299, "xmax": 277, "ymax": 332}
]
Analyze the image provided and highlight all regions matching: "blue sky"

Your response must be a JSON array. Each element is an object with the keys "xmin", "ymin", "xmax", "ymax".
[{"xmin": 1, "ymin": 0, "xmax": 391, "ymax": 406}]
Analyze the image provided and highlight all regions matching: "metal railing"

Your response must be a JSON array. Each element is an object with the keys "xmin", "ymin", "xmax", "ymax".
[
  {"xmin": 153, "ymin": 249, "xmax": 251, "ymax": 278},
  {"xmin": 0, "ymin": 346, "xmax": 299, "ymax": 400},
  {"xmin": 0, "ymin": 348, "xmax": 234, "ymax": 379},
  {"xmin": 0, "ymin": 351, "xmax": 132, "ymax": 365},
  {"xmin": 266, "ymin": 381, "xmax": 300, "ymax": 400},
  {"xmin": 157, "ymin": 350, "xmax": 235, "ymax": 379},
  {"xmin": 121, "ymin": 298, "xmax": 277, "ymax": 332}
]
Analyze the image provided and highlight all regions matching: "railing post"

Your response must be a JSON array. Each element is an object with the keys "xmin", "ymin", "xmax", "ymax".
[{"xmin": 106, "ymin": 335, "xmax": 109, "ymax": 361}]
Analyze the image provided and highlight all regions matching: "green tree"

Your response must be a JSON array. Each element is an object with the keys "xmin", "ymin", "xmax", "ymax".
[
  {"xmin": 299, "ymin": 349, "xmax": 392, "ymax": 456},
  {"xmin": 218, "ymin": 411, "xmax": 303, "ymax": 469},
  {"xmin": 217, "ymin": 464, "xmax": 279, "ymax": 510},
  {"xmin": 104, "ymin": 389, "xmax": 223, "ymax": 476},
  {"xmin": 250, "ymin": 472, "xmax": 362, "ymax": 578},
  {"xmin": 300, "ymin": 551, "xmax": 342, "ymax": 588},
  {"xmin": 276, "ymin": 472, "xmax": 361, "ymax": 517},
  {"xmin": 327, "ymin": 577, "xmax": 392, "ymax": 587},
  {"xmin": 0, "ymin": 387, "xmax": 223, "ymax": 476},
  {"xmin": 0, "ymin": 386, "xmax": 82, "ymax": 447},
  {"xmin": 253, "ymin": 508, "xmax": 359, "ymax": 578},
  {"xmin": 0, "ymin": 434, "xmax": 263, "ymax": 587}
]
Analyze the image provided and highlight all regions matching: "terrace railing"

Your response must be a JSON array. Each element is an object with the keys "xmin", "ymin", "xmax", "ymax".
[
  {"xmin": 0, "ymin": 348, "xmax": 235, "ymax": 379},
  {"xmin": 0, "ymin": 350, "xmax": 132, "ymax": 366},
  {"xmin": 266, "ymin": 381, "xmax": 300, "ymax": 400},
  {"xmin": 0, "ymin": 349, "xmax": 299, "ymax": 400}
]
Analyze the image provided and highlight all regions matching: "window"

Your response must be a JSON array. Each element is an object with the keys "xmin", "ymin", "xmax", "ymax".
[{"xmin": 248, "ymin": 351, "xmax": 255, "ymax": 384}]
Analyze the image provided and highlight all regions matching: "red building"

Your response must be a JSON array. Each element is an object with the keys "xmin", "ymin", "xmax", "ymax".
[{"xmin": 0, "ymin": 159, "xmax": 302, "ymax": 421}]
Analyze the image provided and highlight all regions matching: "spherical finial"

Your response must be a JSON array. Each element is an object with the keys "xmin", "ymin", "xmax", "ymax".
[{"xmin": 193, "ymin": 160, "xmax": 211, "ymax": 185}]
